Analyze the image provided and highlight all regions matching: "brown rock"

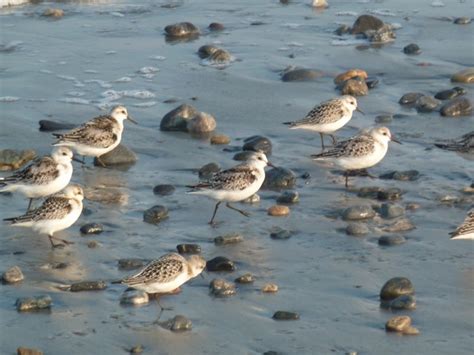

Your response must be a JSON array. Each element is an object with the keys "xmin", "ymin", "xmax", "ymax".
[
  {"xmin": 262, "ymin": 283, "xmax": 279, "ymax": 293},
  {"xmin": 385, "ymin": 315, "xmax": 411, "ymax": 332},
  {"xmin": 42, "ymin": 8, "xmax": 64, "ymax": 18},
  {"xmin": 334, "ymin": 69, "xmax": 368, "ymax": 85},
  {"xmin": 210, "ymin": 134, "xmax": 230, "ymax": 145},
  {"xmin": 17, "ymin": 347, "xmax": 43, "ymax": 355},
  {"xmin": 268, "ymin": 205, "xmax": 290, "ymax": 216},
  {"xmin": 340, "ymin": 79, "xmax": 369, "ymax": 96},
  {"xmin": 187, "ymin": 112, "xmax": 217, "ymax": 134},
  {"xmin": 451, "ymin": 68, "xmax": 474, "ymax": 84}
]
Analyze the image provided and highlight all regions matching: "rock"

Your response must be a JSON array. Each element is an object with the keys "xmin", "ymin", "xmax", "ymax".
[
  {"xmin": 272, "ymin": 311, "xmax": 300, "ymax": 320},
  {"xmin": 242, "ymin": 193, "xmax": 260, "ymax": 204},
  {"xmin": 334, "ymin": 69, "xmax": 368, "ymax": 85},
  {"xmin": 451, "ymin": 68, "xmax": 474, "ymax": 83},
  {"xmin": 209, "ymin": 22, "xmax": 225, "ymax": 31},
  {"xmin": 276, "ymin": 190, "xmax": 299, "ymax": 204},
  {"xmin": 235, "ymin": 273, "xmax": 255, "ymax": 284},
  {"xmin": 129, "ymin": 345, "xmax": 144, "ymax": 354},
  {"xmin": 38, "ymin": 120, "xmax": 76, "ymax": 132},
  {"xmin": 262, "ymin": 283, "xmax": 279, "ymax": 293},
  {"xmin": 281, "ymin": 68, "xmax": 323, "ymax": 82},
  {"xmin": 164, "ymin": 22, "xmax": 199, "ymax": 37},
  {"xmin": 340, "ymin": 78, "xmax": 369, "ymax": 96},
  {"xmin": 415, "ymin": 96, "xmax": 440, "ymax": 113},
  {"xmin": 209, "ymin": 278, "xmax": 236, "ymax": 297},
  {"xmin": 17, "ymin": 348, "xmax": 43, "ymax": 355},
  {"xmin": 382, "ymin": 218, "xmax": 415, "ymax": 232},
  {"xmin": 364, "ymin": 24, "xmax": 396, "ymax": 43},
  {"xmin": 366, "ymin": 77, "xmax": 379, "ymax": 89},
  {"xmin": 342, "ymin": 205, "xmax": 375, "ymax": 221},
  {"xmin": 214, "ymin": 233, "xmax": 243, "ymax": 245},
  {"xmin": 242, "ymin": 135, "xmax": 272, "ymax": 155},
  {"xmin": 351, "ymin": 14, "xmax": 384, "ymax": 34},
  {"xmin": 233, "ymin": 151, "xmax": 259, "ymax": 161},
  {"xmin": 210, "ymin": 134, "xmax": 230, "ymax": 145},
  {"xmin": 434, "ymin": 87, "xmax": 466, "ymax": 100},
  {"xmin": 153, "ymin": 184, "xmax": 175, "ymax": 196},
  {"xmin": 454, "ymin": 17, "xmax": 471, "ymax": 25},
  {"xmin": 346, "ymin": 223, "xmax": 369, "ymax": 236},
  {"xmin": 93, "ymin": 144, "xmax": 137, "ymax": 166},
  {"xmin": 270, "ymin": 227, "xmax": 292, "ymax": 240},
  {"xmin": 16, "ymin": 295, "xmax": 52, "ymax": 312},
  {"xmin": 80, "ymin": 223, "xmax": 103, "ymax": 235},
  {"xmin": 263, "ymin": 167, "xmax": 296, "ymax": 190},
  {"xmin": 440, "ymin": 97, "xmax": 473, "ymax": 117},
  {"xmin": 203, "ymin": 48, "xmax": 232, "ymax": 65},
  {"xmin": 375, "ymin": 114, "xmax": 393, "ymax": 124},
  {"xmin": 83, "ymin": 187, "xmax": 128, "ymax": 206},
  {"xmin": 379, "ymin": 170, "xmax": 419, "ymax": 181},
  {"xmin": 378, "ymin": 235, "xmax": 406, "ymax": 246},
  {"xmin": 380, "ymin": 277, "xmax": 414, "ymax": 301},
  {"xmin": 207, "ymin": 256, "xmax": 235, "ymax": 272},
  {"xmin": 160, "ymin": 104, "xmax": 199, "ymax": 132},
  {"xmin": 377, "ymin": 188, "xmax": 402, "ymax": 201},
  {"xmin": 311, "ymin": 0, "xmax": 328, "ymax": 8},
  {"xmin": 0, "ymin": 149, "xmax": 36, "ymax": 171},
  {"xmin": 42, "ymin": 8, "xmax": 64, "ymax": 18},
  {"xmin": 118, "ymin": 258, "xmax": 146, "ymax": 270},
  {"xmin": 268, "ymin": 205, "xmax": 290, "ymax": 216},
  {"xmin": 87, "ymin": 240, "xmax": 98, "ymax": 248},
  {"xmin": 385, "ymin": 316, "xmax": 411, "ymax": 332},
  {"xmin": 176, "ymin": 244, "xmax": 201, "ymax": 254},
  {"xmin": 143, "ymin": 205, "xmax": 168, "ymax": 225},
  {"xmin": 335, "ymin": 24, "xmax": 351, "ymax": 36},
  {"xmin": 198, "ymin": 44, "xmax": 219, "ymax": 59},
  {"xmin": 70, "ymin": 281, "xmax": 107, "ymax": 292},
  {"xmin": 120, "ymin": 289, "xmax": 149, "ymax": 305},
  {"xmin": 2, "ymin": 266, "xmax": 24, "ymax": 284},
  {"xmin": 357, "ymin": 186, "xmax": 383, "ymax": 199},
  {"xmin": 403, "ymin": 43, "xmax": 421, "ymax": 55},
  {"xmin": 199, "ymin": 162, "xmax": 220, "ymax": 179},
  {"xmin": 187, "ymin": 112, "xmax": 216, "ymax": 134},
  {"xmin": 380, "ymin": 203, "xmax": 405, "ymax": 219},
  {"xmin": 402, "ymin": 326, "xmax": 421, "ymax": 335},
  {"xmin": 161, "ymin": 315, "xmax": 193, "ymax": 331},
  {"xmin": 399, "ymin": 92, "xmax": 424, "ymax": 106},
  {"xmin": 381, "ymin": 294, "xmax": 416, "ymax": 310}
]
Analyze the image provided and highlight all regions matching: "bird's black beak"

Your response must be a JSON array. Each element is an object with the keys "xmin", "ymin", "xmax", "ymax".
[
  {"xmin": 72, "ymin": 157, "xmax": 85, "ymax": 164},
  {"xmin": 127, "ymin": 116, "xmax": 138, "ymax": 124},
  {"xmin": 356, "ymin": 107, "xmax": 364, "ymax": 115},
  {"xmin": 391, "ymin": 135, "xmax": 402, "ymax": 144},
  {"xmin": 267, "ymin": 161, "xmax": 276, "ymax": 168}
]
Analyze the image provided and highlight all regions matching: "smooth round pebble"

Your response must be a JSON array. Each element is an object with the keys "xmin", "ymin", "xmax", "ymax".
[
  {"xmin": 70, "ymin": 280, "xmax": 107, "ymax": 292},
  {"xmin": 342, "ymin": 205, "xmax": 375, "ymax": 221},
  {"xmin": 42, "ymin": 8, "xmax": 64, "ymax": 17},
  {"xmin": 0, "ymin": 149, "xmax": 36, "ymax": 171},
  {"xmin": 120, "ymin": 289, "xmax": 149, "ymax": 306},
  {"xmin": 454, "ymin": 17, "xmax": 471, "ymax": 25},
  {"xmin": 160, "ymin": 104, "xmax": 198, "ymax": 132},
  {"xmin": 235, "ymin": 273, "xmax": 255, "ymax": 284},
  {"xmin": 143, "ymin": 205, "xmax": 168, "ymax": 225},
  {"xmin": 16, "ymin": 295, "xmax": 52, "ymax": 311},
  {"xmin": 434, "ymin": 87, "xmax": 466, "ymax": 100},
  {"xmin": 242, "ymin": 135, "xmax": 272, "ymax": 155},
  {"xmin": 451, "ymin": 68, "xmax": 474, "ymax": 83},
  {"xmin": 385, "ymin": 316, "xmax": 411, "ymax": 332},
  {"xmin": 415, "ymin": 95, "xmax": 440, "ymax": 113},
  {"xmin": 334, "ymin": 69, "xmax": 368, "ymax": 85},
  {"xmin": 380, "ymin": 203, "xmax": 405, "ymax": 219},
  {"xmin": 187, "ymin": 112, "xmax": 217, "ymax": 134},
  {"xmin": 377, "ymin": 188, "xmax": 402, "ymax": 201},
  {"xmin": 268, "ymin": 205, "xmax": 290, "ymax": 216},
  {"xmin": 208, "ymin": 22, "xmax": 225, "ymax": 31},
  {"xmin": 380, "ymin": 277, "xmax": 414, "ymax": 301},
  {"xmin": 276, "ymin": 190, "xmax": 299, "ymax": 204},
  {"xmin": 210, "ymin": 134, "xmax": 230, "ymax": 145},
  {"xmin": 165, "ymin": 22, "xmax": 199, "ymax": 37},
  {"xmin": 403, "ymin": 43, "xmax": 421, "ymax": 55},
  {"xmin": 198, "ymin": 44, "xmax": 219, "ymax": 59},
  {"xmin": 351, "ymin": 14, "xmax": 384, "ymax": 34},
  {"xmin": 270, "ymin": 228, "xmax": 292, "ymax": 240},
  {"xmin": 17, "ymin": 347, "xmax": 44, "ymax": 355},
  {"xmin": 440, "ymin": 97, "xmax": 473, "ymax": 117},
  {"xmin": 199, "ymin": 162, "xmax": 219, "ymax": 179},
  {"xmin": 80, "ymin": 223, "xmax": 104, "ymax": 235},
  {"xmin": 262, "ymin": 283, "xmax": 279, "ymax": 293},
  {"xmin": 272, "ymin": 311, "xmax": 300, "ymax": 320},
  {"xmin": 381, "ymin": 294, "xmax": 416, "ymax": 310},
  {"xmin": 206, "ymin": 256, "xmax": 235, "ymax": 272},
  {"xmin": 214, "ymin": 233, "xmax": 244, "ymax": 245},
  {"xmin": 346, "ymin": 223, "xmax": 369, "ymax": 236},
  {"xmin": 378, "ymin": 235, "xmax": 407, "ymax": 246},
  {"xmin": 281, "ymin": 68, "xmax": 323, "ymax": 82},
  {"xmin": 263, "ymin": 167, "xmax": 296, "ymax": 189},
  {"xmin": 2, "ymin": 266, "xmax": 24, "ymax": 284},
  {"xmin": 398, "ymin": 92, "xmax": 424, "ymax": 106},
  {"xmin": 153, "ymin": 184, "xmax": 175, "ymax": 196},
  {"xmin": 161, "ymin": 315, "xmax": 193, "ymax": 331},
  {"xmin": 340, "ymin": 79, "xmax": 369, "ymax": 96},
  {"xmin": 209, "ymin": 278, "xmax": 236, "ymax": 297},
  {"xmin": 93, "ymin": 144, "xmax": 137, "ymax": 166}
]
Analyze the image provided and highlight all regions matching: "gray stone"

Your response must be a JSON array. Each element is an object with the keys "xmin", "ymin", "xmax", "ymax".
[
  {"xmin": 377, "ymin": 188, "xmax": 402, "ymax": 200},
  {"xmin": 454, "ymin": 17, "xmax": 471, "ymax": 25},
  {"xmin": 235, "ymin": 273, "xmax": 255, "ymax": 284},
  {"xmin": 176, "ymin": 244, "xmax": 201, "ymax": 254},
  {"xmin": 160, "ymin": 104, "xmax": 199, "ymax": 132},
  {"xmin": 380, "ymin": 277, "xmax": 414, "ymax": 301},
  {"xmin": 242, "ymin": 135, "xmax": 272, "ymax": 155},
  {"xmin": 335, "ymin": 24, "xmax": 351, "ymax": 35},
  {"xmin": 263, "ymin": 167, "xmax": 297, "ymax": 190},
  {"xmin": 80, "ymin": 223, "xmax": 104, "ymax": 235},
  {"xmin": 164, "ymin": 22, "xmax": 199, "ymax": 37},
  {"xmin": 357, "ymin": 186, "xmax": 383, "ymax": 199},
  {"xmin": 434, "ymin": 87, "xmax": 466, "ymax": 100},
  {"xmin": 272, "ymin": 311, "xmax": 300, "ymax": 320},
  {"xmin": 120, "ymin": 289, "xmax": 149, "ymax": 306},
  {"xmin": 209, "ymin": 22, "xmax": 225, "ymax": 31},
  {"xmin": 351, "ymin": 14, "xmax": 384, "ymax": 34},
  {"xmin": 2, "ymin": 266, "xmax": 24, "ymax": 284},
  {"xmin": 451, "ymin": 68, "xmax": 474, "ymax": 84},
  {"xmin": 70, "ymin": 280, "xmax": 107, "ymax": 292},
  {"xmin": 281, "ymin": 68, "xmax": 323, "ymax": 82},
  {"xmin": 378, "ymin": 235, "xmax": 406, "ymax": 246},
  {"xmin": 204, "ymin": 49, "xmax": 232, "ymax": 64},
  {"xmin": 380, "ymin": 203, "xmax": 405, "ymax": 219},
  {"xmin": 346, "ymin": 223, "xmax": 369, "ymax": 236},
  {"xmin": 342, "ymin": 205, "xmax": 376, "ymax": 221},
  {"xmin": 38, "ymin": 120, "xmax": 76, "ymax": 132},
  {"xmin": 399, "ymin": 92, "xmax": 424, "ymax": 106},
  {"xmin": 94, "ymin": 144, "xmax": 137, "ymax": 166},
  {"xmin": 161, "ymin": 315, "xmax": 193, "ymax": 331},
  {"xmin": 382, "ymin": 218, "xmax": 415, "ymax": 232},
  {"xmin": 364, "ymin": 24, "xmax": 396, "ymax": 43},
  {"xmin": 207, "ymin": 256, "xmax": 235, "ymax": 272},
  {"xmin": 198, "ymin": 44, "xmax": 220, "ymax": 59},
  {"xmin": 153, "ymin": 184, "xmax": 175, "ymax": 196},
  {"xmin": 118, "ymin": 258, "xmax": 146, "ymax": 270},
  {"xmin": 375, "ymin": 114, "xmax": 393, "ymax": 124},
  {"xmin": 379, "ymin": 170, "xmax": 419, "ymax": 181},
  {"xmin": 143, "ymin": 205, "xmax": 168, "ymax": 224},
  {"xmin": 16, "ymin": 295, "xmax": 52, "ymax": 312},
  {"xmin": 270, "ymin": 227, "xmax": 293, "ymax": 240},
  {"xmin": 199, "ymin": 162, "xmax": 220, "ymax": 179},
  {"xmin": 187, "ymin": 112, "xmax": 217, "ymax": 134},
  {"xmin": 403, "ymin": 43, "xmax": 421, "ymax": 55},
  {"xmin": 209, "ymin": 278, "xmax": 236, "ymax": 297},
  {"xmin": 214, "ymin": 233, "xmax": 244, "ymax": 245},
  {"xmin": 0, "ymin": 149, "xmax": 36, "ymax": 171},
  {"xmin": 381, "ymin": 294, "xmax": 416, "ymax": 310},
  {"xmin": 440, "ymin": 97, "xmax": 473, "ymax": 117},
  {"xmin": 415, "ymin": 96, "xmax": 440, "ymax": 113},
  {"xmin": 276, "ymin": 190, "xmax": 299, "ymax": 204}
]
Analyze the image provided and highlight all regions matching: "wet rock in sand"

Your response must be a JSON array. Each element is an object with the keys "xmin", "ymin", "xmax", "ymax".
[
  {"xmin": 153, "ymin": 184, "xmax": 175, "ymax": 196},
  {"xmin": 207, "ymin": 256, "xmax": 235, "ymax": 272},
  {"xmin": 208, "ymin": 22, "xmax": 225, "ymax": 31},
  {"xmin": 202, "ymin": 48, "xmax": 232, "ymax": 65},
  {"xmin": 451, "ymin": 68, "xmax": 474, "ymax": 83},
  {"xmin": 120, "ymin": 289, "xmax": 149, "ymax": 306},
  {"xmin": 70, "ymin": 280, "xmax": 107, "ymax": 292},
  {"xmin": 382, "ymin": 218, "xmax": 415, "ymax": 232},
  {"xmin": 176, "ymin": 244, "xmax": 201, "ymax": 254},
  {"xmin": 235, "ymin": 273, "xmax": 255, "ymax": 284},
  {"xmin": 276, "ymin": 190, "xmax": 299, "ymax": 204},
  {"xmin": 198, "ymin": 44, "xmax": 219, "ymax": 59},
  {"xmin": 440, "ymin": 97, "xmax": 473, "ymax": 117},
  {"xmin": 335, "ymin": 24, "xmax": 351, "ymax": 36},
  {"xmin": 129, "ymin": 344, "xmax": 144, "ymax": 354},
  {"xmin": 378, "ymin": 235, "xmax": 406, "ymax": 246},
  {"xmin": 214, "ymin": 233, "xmax": 243, "ymax": 245},
  {"xmin": 0, "ymin": 149, "xmax": 36, "ymax": 171},
  {"xmin": 38, "ymin": 120, "xmax": 76, "ymax": 131},
  {"xmin": 340, "ymin": 78, "xmax": 369, "ymax": 96},
  {"xmin": 381, "ymin": 294, "xmax": 416, "ymax": 310},
  {"xmin": 379, "ymin": 170, "xmax": 419, "ymax": 181},
  {"xmin": 243, "ymin": 135, "xmax": 272, "ymax": 155},
  {"xmin": 434, "ymin": 87, "xmax": 466, "ymax": 100},
  {"xmin": 80, "ymin": 223, "xmax": 103, "ymax": 235},
  {"xmin": 380, "ymin": 203, "xmax": 405, "ymax": 219},
  {"xmin": 2, "ymin": 266, "xmax": 24, "ymax": 284},
  {"xmin": 161, "ymin": 315, "xmax": 193, "ymax": 331},
  {"xmin": 346, "ymin": 223, "xmax": 369, "ymax": 236},
  {"xmin": 357, "ymin": 186, "xmax": 383, "ymax": 199},
  {"xmin": 42, "ymin": 8, "xmax": 64, "ymax": 18},
  {"xmin": 143, "ymin": 205, "xmax": 169, "ymax": 225},
  {"xmin": 364, "ymin": 24, "xmax": 396, "ymax": 43},
  {"xmin": 199, "ymin": 162, "xmax": 220, "ymax": 179},
  {"xmin": 415, "ymin": 95, "xmax": 440, "ymax": 113},
  {"xmin": 160, "ymin": 104, "xmax": 199, "ymax": 132},
  {"xmin": 210, "ymin": 134, "xmax": 231, "ymax": 145},
  {"xmin": 334, "ymin": 69, "xmax": 368, "ymax": 85},
  {"xmin": 398, "ymin": 92, "xmax": 424, "ymax": 106},
  {"xmin": 164, "ymin": 22, "xmax": 199, "ymax": 37},
  {"xmin": 16, "ymin": 295, "xmax": 52, "ymax": 312},
  {"xmin": 209, "ymin": 278, "xmax": 236, "ymax": 297},
  {"xmin": 385, "ymin": 316, "xmax": 419, "ymax": 335},
  {"xmin": 268, "ymin": 205, "xmax": 290, "ymax": 216},
  {"xmin": 270, "ymin": 227, "xmax": 293, "ymax": 240},
  {"xmin": 187, "ymin": 112, "xmax": 216, "ymax": 134},
  {"xmin": 118, "ymin": 258, "xmax": 146, "ymax": 270},
  {"xmin": 94, "ymin": 144, "xmax": 137, "ymax": 166},
  {"xmin": 377, "ymin": 188, "xmax": 402, "ymax": 201},
  {"xmin": 454, "ymin": 17, "xmax": 471, "ymax": 25},
  {"xmin": 281, "ymin": 68, "xmax": 323, "ymax": 82},
  {"xmin": 272, "ymin": 311, "xmax": 300, "ymax": 320},
  {"xmin": 263, "ymin": 167, "xmax": 296, "ymax": 190},
  {"xmin": 380, "ymin": 277, "xmax": 414, "ymax": 301},
  {"xmin": 17, "ymin": 347, "xmax": 44, "ymax": 355},
  {"xmin": 403, "ymin": 43, "xmax": 421, "ymax": 55},
  {"xmin": 262, "ymin": 283, "xmax": 279, "ymax": 293},
  {"xmin": 342, "ymin": 205, "xmax": 375, "ymax": 221},
  {"xmin": 351, "ymin": 15, "xmax": 384, "ymax": 34}
]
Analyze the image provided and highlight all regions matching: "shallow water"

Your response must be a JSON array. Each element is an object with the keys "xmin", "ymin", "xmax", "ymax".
[{"xmin": 0, "ymin": 0, "xmax": 473, "ymax": 354}]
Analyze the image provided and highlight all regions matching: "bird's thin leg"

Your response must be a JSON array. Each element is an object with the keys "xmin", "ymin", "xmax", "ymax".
[
  {"xmin": 50, "ymin": 235, "xmax": 74, "ymax": 246},
  {"xmin": 26, "ymin": 198, "xmax": 34, "ymax": 212},
  {"xmin": 329, "ymin": 134, "xmax": 337, "ymax": 145},
  {"xmin": 344, "ymin": 171, "xmax": 350, "ymax": 188},
  {"xmin": 96, "ymin": 156, "xmax": 107, "ymax": 168},
  {"xmin": 208, "ymin": 201, "xmax": 222, "ymax": 225},
  {"xmin": 154, "ymin": 296, "xmax": 173, "ymax": 323},
  {"xmin": 48, "ymin": 235, "xmax": 61, "ymax": 248},
  {"xmin": 364, "ymin": 170, "xmax": 377, "ymax": 179},
  {"xmin": 319, "ymin": 132, "xmax": 326, "ymax": 151},
  {"xmin": 226, "ymin": 202, "xmax": 251, "ymax": 217}
]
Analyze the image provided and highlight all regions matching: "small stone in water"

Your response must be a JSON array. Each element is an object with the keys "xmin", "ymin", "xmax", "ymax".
[
  {"xmin": 382, "ymin": 218, "xmax": 415, "ymax": 232},
  {"xmin": 16, "ymin": 295, "xmax": 52, "ymax": 312},
  {"xmin": 233, "ymin": 151, "xmax": 259, "ymax": 161},
  {"xmin": 164, "ymin": 22, "xmax": 199, "ymax": 37},
  {"xmin": 334, "ymin": 69, "xmax": 368, "ymax": 85},
  {"xmin": 2, "ymin": 266, "xmax": 24, "ymax": 284},
  {"xmin": 161, "ymin": 315, "xmax": 193, "ymax": 331},
  {"xmin": 214, "ymin": 233, "xmax": 243, "ymax": 245},
  {"xmin": 87, "ymin": 240, "xmax": 99, "ymax": 248},
  {"xmin": 342, "ymin": 205, "xmax": 376, "ymax": 221},
  {"xmin": 454, "ymin": 17, "xmax": 471, "ymax": 25},
  {"xmin": 268, "ymin": 205, "xmax": 290, "ymax": 216},
  {"xmin": 451, "ymin": 68, "xmax": 474, "ymax": 83},
  {"xmin": 209, "ymin": 22, "xmax": 225, "ymax": 31},
  {"xmin": 381, "ymin": 294, "xmax": 416, "ymax": 310},
  {"xmin": 380, "ymin": 277, "xmax": 414, "ymax": 301},
  {"xmin": 281, "ymin": 68, "xmax": 323, "ymax": 82},
  {"xmin": 42, "ymin": 8, "xmax": 64, "ymax": 18},
  {"xmin": 378, "ymin": 235, "xmax": 406, "ymax": 246},
  {"xmin": 434, "ymin": 87, "xmax": 466, "ymax": 100},
  {"xmin": 207, "ymin": 256, "xmax": 235, "ymax": 272},
  {"xmin": 80, "ymin": 223, "xmax": 104, "ymax": 235},
  {"xmin": 187, "ymin": 112, "xmax": 217, "ymax": 134},
  {"xmin": 357, "ymin": 186, "xmax": 383, "ymax": 199},
  {"xmin": 379, "ymin": 170, "xmax": 419, "ymax": 181},
  {"xmin": 210, "ymin": 134, "xmax": 230, "ymax": 145},
  {"xmin": 272, "ymin": 311, "xmax": 300, "ymax": 320},
  {"xmin": 375, "ymin": 115, "xmax": 393, "ymax": 123},
  {"xmin": 398, "ymin": 92, "xmax": 424, "ymax": 106},
  {"xmin": 93, "ymin": 144, "xmax": 137, "ymax": 166},
  {"xmin": 262, "ymin": 283, "xmax": 279, "ymax": 293},
  {"xmin": 263, "ymin": 167, "xmax": 296, "ymax": 190},
  {"xmin": 176, "ymin": 244, "xmax": 201, "ymax": 254},
  {"xmin": 235, "ymin": 273, "xmax": 255, "ymax": 284},
  {"xmin": 377, "ymin": 188, "xmax": 402, "ymax": 201},
  {"xmin": 0, "ymin": 149, "xmax": 36, "ymax": 171},
  {"xmin": 415, "ymin": 95, "xmax": 440, "ymax": 113},
  {"xmin": 198, "ymin": 44, "xmax": 219, "ymax": 59},
  {"xmin": 70, "ymin": 281, "xmax": 107, "ymax": 292},
  {"xmin": 129, "ymin": 344, "xmax": 144, "ymax": 354},
  {"xmin": 143, "ymin": 205, "xmax": 169, "ymax": 225},
  {"xmin": 153, "ymin": 184, "xmax": 175, "ymax": 196},
  {"xmin": 160, "ymin": 104, "xmax": 198, "ymax": 132},
  {"xmin": 380, "ymin": 203, "xmax": 405, "ymax": 219},
  {"xmin": 440, "ymin": 97, "xmax": 473, "ymax": 117},
  {"xmin": 335, "ymin": 24, "xmax": 351, "ymax": 36},
  {"xmin": 403, "ymin": 43, "xmax": 421, "ymax": 55},
  {"xmin": 346, "ymin": 223, "xmax": 369, "ymax": 236},
  {"xmin": 120, "ymin": 289, "xmax": 149, "ymax": 306},
  {"xmin": 270, "ymin": 227, "xmax": 292, "ymax": 240},
  {"xmin": 118, "ymin": 259, "xmax": 146, "ymax": 270},
  {"xmin": 17, "ymin": 347, "xmax": 43, "ymax": 355},
  {"xmin": 276, "ymin": 190, "xmax": 299, "ymax": 204},
  {"xmin": 340, "ymin": 79, "xmax": 369, "ymax": 96},
  {"xmin": 199, "ymin": 162, "xmax": 220, "ymax": 179},
  {"xmin": 209, "ymin": 278, "xmax": 236, "ymax": 297},
  {"xmin": 351, "ymin": 14, "xmax": 384, "ymax": 34},
  {"xmin": 242, "ymin": 135, "xmax": 272, "ymax": 155},
  {"xmin": 385, "ymin": 315, "xmax": 411, "ymax": 332}
]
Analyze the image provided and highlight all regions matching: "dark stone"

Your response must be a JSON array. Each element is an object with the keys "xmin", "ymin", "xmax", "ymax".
[
  {"xmin": 342, "ymin": 205, "xmax": 376, "ymax": 221},
  {"xmin": 381, "ymin": 294, "xmax": 416, "ymax": 310},
  {"xmin": 335, "ymin": 24, "xmax": 351, "ymax": 35},
  {"xmin": 161, "ymin": 315, "xmax": 193, "ymax": 331},
  {"xmin": 375, "ymin": 114, "xmax": 393, "ymax": 123},
  {"xmin": 270, "ymin": 227, "xmax": 292, "ymax": 240},
  {"xmin": 204, "ymin": 49, "xmax": 232, "ymax": 64},
  {"xmin": 209, "ymin": 22, "xmax": 225, "ymax": 31},
  {"xmin": 301, "ymin": 172, "xmax": 311, "ymax": 179},
  {"xmin": 118, "ymin": 258, "xmax": 146, "ymax": 270},
  {"xmin": 209, "ymin": 278, "xmax": 236, "ymax": 297},
  {"xmin": 357, "ymin": 186, "xmax": 383, "ymax": 199},
  {"xmin": 94, "ymin": 144, "xmax": 137, "ymax": 166},
  {"xmin": 176, "ymin": 244, "xmax": 201, "ymax": 254},
  {"xmin": 380, "ymin": 203, "xmax": 405, "ymax": 219},
  {"xmin": 377, "ymin": 188, "xmax": 402, "ymax": 201},
  {"xmin": 454, "ymin": 17, "xmax": 471, "ymax": 25},
  {"xmin": 380, "ymin": 277, "xmax": 414, "ymax": 301},
  {"xmin": 199, "ymin": 162, "xmax": 220, "ymax": 179},
  {"xmin": 214, "ymin": 233, "xmax": 243, "ymax": 245},
  {"xmin": 434, "ymin": 87, "xmax": 466, "ymax": 100},
  {"xmin": 399, "ymin": 92, "xmax": 424, "ymax": 106},
  {"xmin": 403, "ymin": 43, "xmax": 421, "ymax": 55},
  {"xmin": 206, "ymin": 256, "xmax": 235, "ymax": 272},
  {"xmin": 415, "ymin": 96, "xmax": 440, "ymax": 113},
  {"xmin": 379, "ymin": 170, "xmax": 419, "ymax": 181},
  {"xmin": 281, "ymin": 68, "xmax": 323, "ymax": 82},
  {"xmin": 38, "ymin": 120, "xmax": 76, "ymax": 132},
  {"xmin": 276, "ymin": 190, "xmax": 299, "ymax": 204},
  {"xmin": 242, "ymin": 135, "xmax": 272, "ymax": 155},
  {"xmin": 378, "ymin": 235, "xmax": 407, "ymax": 246},
  {"xmin": 70, "ymin": 280, "xmax": 107, "ymax": 292},
  {"xmin": 198, "ymin": 44, "xmax": 220, "ymax": 59},
  {"xmin": 366, "ymin": 77, "xmax": 379, "ymax": 89},
  {"xmin": 263, "ymin": 167, "xmax": 297, "ymax": 190},
  {"xmin": 80, "ymin": 223, "xmax": 104, "ymax": 235},
  {"xmin": 346, "ymin": 223, "xmax": 369, "ymax": 236},
  {"xmin": 16, "ymin": 295, "xmax": 52, "ymax": 312},
  {"xmin": 440, "ymin": 97, "xmax": 473, "ymax": 117},
  {"xmin": 153, "ymin": 184, "xmax": 175, "ymax": 196},
  {"xmin": 340, "ymin": 78, "xmax": 369, "ymax": 96},
  {"xmin": 351, "ymin": 14, "xmax": 384, "ymax": 34},
  {"xmin": 164, "ymin": 22, "xmax": 199, "ymax": 37},
  {"xmin": 272, "ymin": 311, "xmax": 300, "ymax": 320},
  {"xmin": 160, "ymin": 104, "xmax": 199, "ymax": 132},
  {"xmin": 143, "ymin": 205, "xmax": 169, "ymax": 224},
  {"xmin": 233, "ymin": 151, "xmax": 259, "ymax": 161},
  {"xmin": 235, "ymin": 273, "xmax": 255, "ymax": 284}
]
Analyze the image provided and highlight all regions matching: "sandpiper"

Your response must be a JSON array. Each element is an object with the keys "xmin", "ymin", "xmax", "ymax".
[{"xmin": 450, "ymin": 211, "xmax": 474, "ymax": 240}]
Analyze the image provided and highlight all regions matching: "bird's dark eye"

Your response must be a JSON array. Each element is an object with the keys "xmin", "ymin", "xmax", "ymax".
[
  {"xmin": 383, "ymin": 132, "xmax": 387, "ymax": 135},
  {"xmin": 122, "ymin": 110, "xmax": 126, "ymax": 114}
]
